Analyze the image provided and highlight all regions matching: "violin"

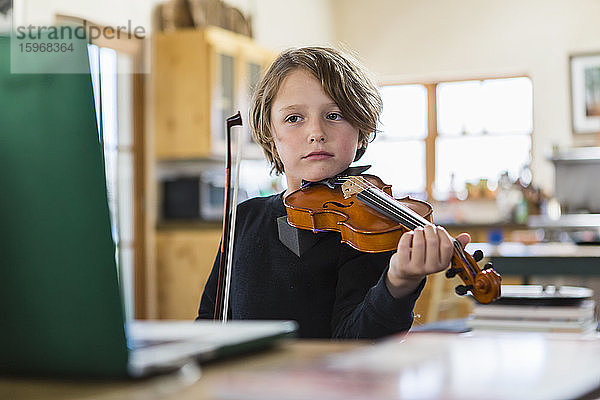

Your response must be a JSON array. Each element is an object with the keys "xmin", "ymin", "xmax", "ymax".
[{"xmin": 284, "ymin": 171, "xmax": 501, "ymax": 304}]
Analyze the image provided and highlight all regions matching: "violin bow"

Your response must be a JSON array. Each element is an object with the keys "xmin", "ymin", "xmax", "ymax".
[{"xmin": 214, "ymin": 111, "xmax": 243, "ymax": 321}]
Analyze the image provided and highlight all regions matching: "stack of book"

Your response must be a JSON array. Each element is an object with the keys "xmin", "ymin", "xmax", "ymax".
[{"xmin": 467, "ymin": 285, "xmax": 597, "ymax": 333}]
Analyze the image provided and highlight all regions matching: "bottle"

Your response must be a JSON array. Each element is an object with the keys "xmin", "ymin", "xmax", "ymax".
[
  {"xmin": 448, "ymin": 173, "xmax": 458, "ymax": 202},
  {"xmin": 496, "ymin": 171, "xmax": 516, "ymax": 222},
  {"xmin": 514, "ymin": 194, "xmax": 529, "ymax": 224}
]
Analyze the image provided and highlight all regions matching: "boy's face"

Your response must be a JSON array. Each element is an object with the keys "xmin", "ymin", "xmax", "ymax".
[{"xmin": 270, "ymin": 69, "xmax": 359, "ymax": 192}]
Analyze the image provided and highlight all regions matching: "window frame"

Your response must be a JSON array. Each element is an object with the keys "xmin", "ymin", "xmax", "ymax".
[
  {"xmin": 378, "ymin": 75, "xmax": 534, "ymax": 200},
  {"xmin": 55, "ymin": 14, "xmax": 150, "ymax": 318}
]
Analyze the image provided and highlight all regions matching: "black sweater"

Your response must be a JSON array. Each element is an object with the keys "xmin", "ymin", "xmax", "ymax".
[{"xmin": 197, "ymin": 192, "xmax": 425, "ymax": 339}]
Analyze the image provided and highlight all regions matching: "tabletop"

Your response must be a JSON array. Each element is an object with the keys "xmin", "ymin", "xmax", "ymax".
[
  {"xmin": 3, "ymin": 332, "xmax": 600, "ymax": 400},
  {"xmin": 0, "ymin": 340, "xmax": 361, "ymax": 400}
]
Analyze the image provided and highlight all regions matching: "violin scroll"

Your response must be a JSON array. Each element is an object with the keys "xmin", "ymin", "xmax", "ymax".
[{"xmin": 448, "ymin": 245, "xmax": 501, "ymax": 304}]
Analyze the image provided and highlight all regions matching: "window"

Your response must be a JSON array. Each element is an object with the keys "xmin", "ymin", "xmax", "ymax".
[
  {"xmin": 362, "ymin": 77, "xmax": 533, "ymax": 200},
  {"xmin": 88, "ymin": 44, "xmax": 136, "ymax": 320},
  {"xmin": 358, "ymin": 84, "xmax": 428, "ymax": 197},
  {"xmin": 60, "ymin": 14, "xmax": 147, "ymax": 318}
]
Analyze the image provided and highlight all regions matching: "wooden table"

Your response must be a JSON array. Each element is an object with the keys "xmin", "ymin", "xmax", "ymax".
[
  {"xmin": 0, "ymin": 340, "xmax": 362, "ymax": 400},
  {"xmin": 3, "ymin": 333, "xmax": 600, "ymax": 400},
  {"xmin": 5, "ymin": 332, "xmax": 600, "ymax": 400}
]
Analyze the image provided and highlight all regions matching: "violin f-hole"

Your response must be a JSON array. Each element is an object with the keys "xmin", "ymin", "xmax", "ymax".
[{"xmin": 322, "ymin": 200, "xmax": 354, "ymax": 209}]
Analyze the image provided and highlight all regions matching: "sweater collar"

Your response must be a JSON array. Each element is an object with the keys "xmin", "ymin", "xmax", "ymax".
[{"xmin": 271, "ymin": 190, "xmax": 287, "ymax": 217}]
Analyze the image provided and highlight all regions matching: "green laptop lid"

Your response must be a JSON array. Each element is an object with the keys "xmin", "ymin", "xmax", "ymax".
[{"xmin": 0, "ymin": 34, "xmax": 128, "ymax": 377}]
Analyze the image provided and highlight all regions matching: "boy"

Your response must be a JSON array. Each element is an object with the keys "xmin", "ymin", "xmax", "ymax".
[{"xmin": 197, "ymin": 47, "xmax": 469, "ymax": 338}]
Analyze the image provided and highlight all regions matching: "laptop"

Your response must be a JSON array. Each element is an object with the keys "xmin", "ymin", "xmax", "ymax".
[{"xmin": 0, "ymin": 33, "xmax": 296, "ymax": 378}]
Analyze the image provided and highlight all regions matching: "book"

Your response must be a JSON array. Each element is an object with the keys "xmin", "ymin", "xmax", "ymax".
[
  {"xmin": 466, "ymin": 316, "xmax": 597, "ymax": 333},
  {"xmin": 471, "ymin": 299, "xmax": 595, "ymax": 321},
  {"xmin": 468, "ymin": 285, "xmax": 597, "ymax": 334}
]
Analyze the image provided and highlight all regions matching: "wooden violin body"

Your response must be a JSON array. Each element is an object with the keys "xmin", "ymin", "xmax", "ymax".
[
  {"xmin": 284, "ymin": 173, "xmax": 501, "ymax": 304},
  {"xmin": 285, "ymin": 174, "xmax": 431, "ymax": 253}
]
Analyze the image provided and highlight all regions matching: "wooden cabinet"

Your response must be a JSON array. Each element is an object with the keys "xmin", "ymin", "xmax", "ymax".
[
  {"xmin": 152, "ymin": 27, "xmax": 275, "ymax": 160},
  {"xmin": 151, "ymin": 28, "xmax": 275, "ymax": 319},
  {"xmin": 156, "ymin": 229, "xmax": 221, "ymax": 319}
]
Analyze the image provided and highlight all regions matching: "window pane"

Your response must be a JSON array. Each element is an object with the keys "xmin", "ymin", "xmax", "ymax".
[
  {"xmin": 437, "ymin": 80, "xmax": 484, "ymax": 136},
  {"xmin": 379, "ymin": 84, "xmax": 427, "ymax": 139},
  {"xmin": 357, "ymin": 140, "xmax": 425, "ymax": 196},
  {"xmin": 215, "ymin": 54, "xmax": 235, "ymax": 142},
  {"xmin": 438, "ymin": 78, "xmax": 533, "ymax": 136},
  {"xmin": 117, "ymin": 54, "xmax": 133, "ymax": 147},
  {"xmin": 435, "ymin": 135, "xmax": 531, "ymax": 198},
  {"xmin": 87, "ymin": 44, "xmax": 101, "ymax": 137},
  {"xmin": 118, "ymin": 152, "xmax": 134, "ymax": 244},
  {"xmin": 248, "ymin": 62, "xmax": 262, "ymax": 95},
  {"xmin": 99, "ymin": 47, "xmax": 119, "ymax": 244},
  {"xmin": 100, "ymin": 47, "xmax": 118, "ymax": 150},
  {"xmin": 240, "ymin": 159, "xmax": 282, "ymax": 197},
  {"xmin": 482, "ymin": 77, "xmax": 533, "ymax": 134},
  {"xmin": 246, "ymin": 62, "xmax": 262, "ymax": 146}
]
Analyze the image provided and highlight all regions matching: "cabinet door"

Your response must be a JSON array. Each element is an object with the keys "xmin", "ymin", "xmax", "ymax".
[
  {"xmin": 209, "ymin": 50, "xmax": 237, "ymax": 156},
  {"xmin": 239, "ymin": 46, "xmax": 275, "ymax": 159},
  {"xmin": 154, "ymin": 28, "xmax": 275, "ymax": 160},
  {"xmin": 154, "ymin": 31, "xmax": 211, "ymax": 159},
  {"xmin": 156, "ymin": 229, "xmax": 221, "ymax": 319}
]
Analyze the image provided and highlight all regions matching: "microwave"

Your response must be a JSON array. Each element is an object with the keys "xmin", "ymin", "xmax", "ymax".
[{"xmin": 161, "ymin": 173, "xmax": 248, "ymax": 221}]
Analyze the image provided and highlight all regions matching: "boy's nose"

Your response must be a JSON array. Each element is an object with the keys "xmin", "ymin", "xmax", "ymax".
[{"xmin": 307, "ymin": 121, "xmax": 327, "ymax": 143}]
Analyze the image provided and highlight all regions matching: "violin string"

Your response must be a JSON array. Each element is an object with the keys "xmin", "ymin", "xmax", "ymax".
[
  {"xmin": 336, "ymin": 176, "xmax": 424, "ymax": 229},
  {"xmin": 335, "ymin": 176, "xmax": 422, "ymax": 228},
  {"xmin": 338, "ymin": 175, "xmax": 473, "ymax": 273},
  {"xmin": 345, "ymin": 177, "xmax": 464, "ymax": 252},
  {"xmin": 354, "ymin": 177, "xmax": 474, "ymax": 277},
  {"xmin": 364, "ymin": 178, "xmax": 470, "ymax": 264},
  {"xmin": 348, "ymin": 176, "xmax": 430, "ymax": 230},
  {"xmin": 337, "ymin": 175, "xmax": 453, "ymax": 237}
]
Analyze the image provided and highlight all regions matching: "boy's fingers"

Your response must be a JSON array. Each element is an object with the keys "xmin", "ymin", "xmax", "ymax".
[
  {"xmin": 456, "ymin": 232, "xmax": 471, "ymax": 248},
  {"xmin": 395, "ymin": 230, "xmax": 413, "ymax": 267},
  {"xmin": 423, "ymin": 225, "xmax": 439, "ymax": 269},
  {"xmin": 437, "ymin": 226, "xmax": 454, "ymax": 266},
  {"xmin": 411, "ymin": 227, "xmax": 425, "ymax": 267}
]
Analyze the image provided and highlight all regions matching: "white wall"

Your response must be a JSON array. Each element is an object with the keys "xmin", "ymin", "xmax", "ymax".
[
  {"xmin": 13, "ymin": 0, "xmax": 599, "ymax": 193},
  {"xmin": 331, "ymin": 0, "xmax": 600, "ymax": 194},
  {"xmin": 226, "ymin": 0, "xmax": 336, "ymax": 49},
  {"xmin": 13, "ymin": 0, "xmax": 335, "ymax": 48},
  {"xmin": 250, "ymin": 0, "xmax": 335, "ymax": 50},
  {"xmin": 13, "ymin": 0, "xmax": 162, "ymax": 30}
]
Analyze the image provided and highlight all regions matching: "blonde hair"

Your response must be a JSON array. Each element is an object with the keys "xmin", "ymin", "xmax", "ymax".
[{"xmin": 249, "ymin": 46, "xmax": 382, "ymax": 174}]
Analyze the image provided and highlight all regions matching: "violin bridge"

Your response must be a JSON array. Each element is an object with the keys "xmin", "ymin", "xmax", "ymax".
[{"xmin": 341, "ymin": 176, "xmax": 364, "ymax": 199}]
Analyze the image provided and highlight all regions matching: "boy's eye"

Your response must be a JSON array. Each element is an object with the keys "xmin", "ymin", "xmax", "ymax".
[
  {"xmin": 285, "ymin": 115, "xmax": 302, "ymax": 123},
  {"xmin": 326, "ymin": 112, "xmax": 343, "ymax": 121}
]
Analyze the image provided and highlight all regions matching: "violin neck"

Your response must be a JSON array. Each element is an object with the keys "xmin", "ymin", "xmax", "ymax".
[
  {"xmin": 357, "ymin": 186, "xmax": 478, "ymax": 272},
  {"xmin": 348, "ymin": 176, "xmax": 461, "ymax": 248},
  {"xmin": 355, "ymin": 186, "xmax": 431, "ymax": 230},
  {"xmin": 355, "ymin": 185, "xmax": 462, "ymax": 241}
]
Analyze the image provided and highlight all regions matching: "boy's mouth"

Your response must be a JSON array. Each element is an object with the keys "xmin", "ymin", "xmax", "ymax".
[{"xmin": 303, "ymin": 151, "xmax": 334, "ymax": 160}]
